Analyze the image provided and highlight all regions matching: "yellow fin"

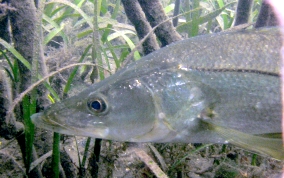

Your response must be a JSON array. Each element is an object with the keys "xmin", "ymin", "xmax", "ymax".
[{"xmin": 202, "ymin": 118, "xmax": 284, "ymax": 160}]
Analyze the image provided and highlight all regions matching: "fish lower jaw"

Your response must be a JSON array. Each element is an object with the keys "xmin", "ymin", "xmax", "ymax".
[
  {"xmin": 56, "ymin": 125, "xmax": 110, "ymax": 139},
  {"xmin": 31, "ymin": 113, "xmax": 111, "ymax": 138}
]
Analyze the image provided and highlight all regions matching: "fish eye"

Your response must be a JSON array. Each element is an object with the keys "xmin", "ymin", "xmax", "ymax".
[{"xmin": 88, "ymin": 98, "xmax": 107, "ymax": 114}]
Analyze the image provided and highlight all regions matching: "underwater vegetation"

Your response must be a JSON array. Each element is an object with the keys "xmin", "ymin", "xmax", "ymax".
[{"xmin": 0, "ymin": 0, "xmax": 284, "ymax": 177}]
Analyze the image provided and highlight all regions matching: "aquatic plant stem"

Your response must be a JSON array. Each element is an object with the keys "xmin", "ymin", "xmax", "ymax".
[{"xmin": 51, "ymin": 133, "xmax": 60, "ymax": 178}]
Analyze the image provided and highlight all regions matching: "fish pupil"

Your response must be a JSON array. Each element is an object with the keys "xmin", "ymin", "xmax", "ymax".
[
  {"xmin": 92, "ymin": 101, "xmax": 101, "ymax": 110},
  {"xmin": 89, "ymin": 99, "xmax": 106, "ymax": 113}
]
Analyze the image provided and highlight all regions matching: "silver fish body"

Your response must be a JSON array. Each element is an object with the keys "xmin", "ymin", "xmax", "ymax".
[{"xmin": 32, "ymin": 28, "xmax": 282, "ymax": 158}]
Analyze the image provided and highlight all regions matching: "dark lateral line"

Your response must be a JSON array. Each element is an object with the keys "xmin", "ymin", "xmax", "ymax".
[{"xmin": 189, "ymin": 67, "xmax": 279, "ymax": 77}]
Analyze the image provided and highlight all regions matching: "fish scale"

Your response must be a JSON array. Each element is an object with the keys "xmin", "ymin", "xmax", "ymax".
[{"xmin": 32, "ymin": 28, "xmax": 284, "ymax": 159}]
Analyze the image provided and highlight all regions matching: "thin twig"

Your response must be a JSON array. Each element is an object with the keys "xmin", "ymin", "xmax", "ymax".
[
  {"xmin": 148, "ymin": 143, "xmax": 168, "ymax": 171},
  {"xmin": 7, "ymin": 63, "xmax": 110, "ymax": 115},
  {"xmin": 29, "ymin": 150, "xmax": 52, "ymax": 172},
  {"xmin": 130, "ymin": 147, "xmax": 168, "ymax": 178}
]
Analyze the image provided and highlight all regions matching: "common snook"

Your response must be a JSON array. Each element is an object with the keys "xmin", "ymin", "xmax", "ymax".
[{"xmin": 32, "ymin": 28, "xmax": 283, "ymax": 159}]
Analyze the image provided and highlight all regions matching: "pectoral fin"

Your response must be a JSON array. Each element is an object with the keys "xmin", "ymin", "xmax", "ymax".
[{"xmin": 202, "ymin": 118, "xmax": 284, "ymax": 160}]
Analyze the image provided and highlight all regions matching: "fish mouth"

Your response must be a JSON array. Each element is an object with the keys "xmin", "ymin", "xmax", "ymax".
[
  {"xmin": 31, "ymin": 112, "xmax": 76, "ymax": 134},
  {"xmin": 31, "ymin": 112, "xmax": 109, "ymax": 138}
]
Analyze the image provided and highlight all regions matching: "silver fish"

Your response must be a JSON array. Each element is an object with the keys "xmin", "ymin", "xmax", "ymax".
[{"xmin": 32, "ymin": 28, "xmax": 284, "ymax": 159}]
